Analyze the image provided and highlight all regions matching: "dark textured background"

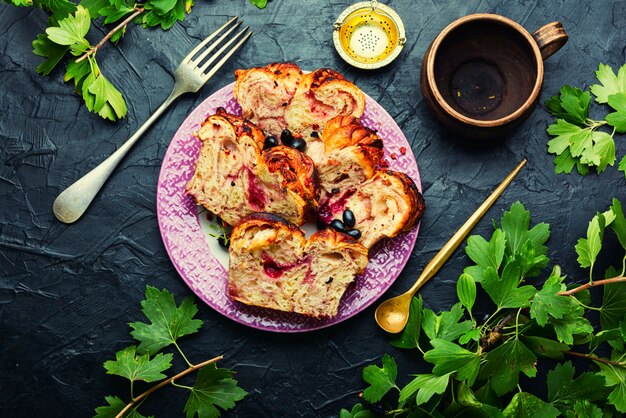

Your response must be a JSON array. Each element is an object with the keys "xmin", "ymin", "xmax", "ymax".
[{"xmin": 1, "ymin": 1, "xmax": 625, "ymax": 416}]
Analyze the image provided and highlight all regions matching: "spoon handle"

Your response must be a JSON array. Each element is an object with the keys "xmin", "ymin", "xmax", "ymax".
[{"xmin": 406, "ymin": 159, "xmax": 527, "ymax": 296}]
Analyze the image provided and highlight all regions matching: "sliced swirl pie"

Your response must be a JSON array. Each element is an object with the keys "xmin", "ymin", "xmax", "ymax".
[
  {"xmin": 316, "ymin": 115, "xmax": 384, "ymax": 197},
  {"xmin": 234, "ymin": 64, "xmax": 365, "ymax": 163},
  {"xmin": 185, "ymin": 108, "xmax": 318, "ymax": 226},
  {"xmin": 228, "ymin": 213, "xmax": 369, "ymax": 319},
  {"xmin": 318, "ymin": 170, "xmax": 425, "ymax": 249},
  {"xmin": 234, "ymin": 62, "xmax": 303, "ymax": 136}
]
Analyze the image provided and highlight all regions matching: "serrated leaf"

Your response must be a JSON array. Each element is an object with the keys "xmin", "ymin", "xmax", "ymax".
[
  {"xmin": 500, "ymin": 202, "xmax": 550, "ymax": 256},
  {"xmin": 94, "ymin": 395, "xmax": 151, "ymax": 418},
  {"xmin": 547, "ymin": 361, "xmax": 608, "ymax": 407},
  {"xmin": 545, "ymin": 85, "xmax": 591, "ymax": 125},
  {"xmin": 390, "ymin": 296, "xmax": 422, "ymax": 349},
  {"xmin": 421, "ymin": 303, "xmax": 473, "ymax": 342},
  {"xmin": 521, "ymin": 335, "xmax": 569, "ymax": 359},
  {"xmin": 530, "ymin": 267, "xmax": 575, "ymax": 326},
  {"xmin": 609, "ymin": 198, "xmax": 626, "ymax": 249},
  {"xmin": 548, "ymin": 304, "xmax": 594, "ymax": 344},
  {"xmin": 456, "ymin": 273, "xmax": 476, "ymax": 313},
  {"xmin": 619, "ymin": 155, "xmax": 626, "ymax": 177},
  {"xmin": 399, "ymin": 373, "xmax": 451, "ymax": 405},
  {"xmin": 565, "ymin": 400, "xmax": 603, "ymax": 418},
  {"xmin": 339, "ymin": 404, "xmax": 376, "ymax": 418},
  {"xmin": 45, "ymin": 5, "xmax": 91, "ymax": 47},
  {"xmin": 595, "ymin": 362, "xmax": 626, "ymax": 413},
  {"xmin": 481, "ymin": 265, "xmax": 536, "ymax": 309},
  {"xmin": 130, "ymin": 286, "xmax": 203, "ymax": 355},
  {"xmin": 465, "ymin": 229, "xmax": 506, "ymax": 281},
  {"xmin": 553, "ymin": 148, "xmax": 577, "ymax": 174},
  {"xmin": 249, "ymin": 0, "xmax": 269, "ymax": 8},
  {"xmin": 34, "ymin": 0, "xmax": 77, "ymax": 18},
  {"xmin": 362, "ymin": 354, "xmax": 398, "ymax": 403},
  {"xmin": 32, "ymin": 33, "xmax": 69, "ymax": 75},
  {"xmin": 575, "ymin": 212, "xmax": 606, "ymax": 269},
  {"xmin": 502, "ymin": 392, "xmax": 559, "ymax": 418},
  {"xmin": 150, "ymin": 0, "xmax": 177, "ymax": 14},
  {"xmin": 606, "ymin": 93, "xmax": 626, "ymax": 133},
  {"xmin": 184, "ymin": 365, "xmax": 247, "ymax": 418},
  {"xmin": 86, "ymin": 69, "xmax": 127, "ymax": 120},
  {"xmin": 547, "ymin": 119, "xmax": 582, "ymax": 154},
  {"xmin": 591, "ymin": 63, "xmax": 626, "ymax": 104},
  {"xmin": 423, "ymin": 339, "xmax": 480, "ymax": 385},
  {"xmin": 480, "ymin": 339, "xmax": 537, "ymax": 396},
  {"xmin": 99, "ymin": 4, "xmax": 135, "ymax": 24},
  {"xmin": 591, "ymin": 130, "xmax": 616, "ymax": 172},
  {"xmin": 600, "ymin": 282, "xmax": 626, "ymax": 330},
  {"xmin": 459, "ymin": 328, "xmax": 480, "ymax": 345},
  {"xmin": 79, "ymin": 0, "xmax": 109, "ymax": 18},
  {"xmin": 103, "ymin": 346, "xmax": 172, "ymax": 383}
]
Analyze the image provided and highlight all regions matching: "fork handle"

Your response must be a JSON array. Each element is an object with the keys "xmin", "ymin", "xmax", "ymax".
[{"xmin": 53, "ymin": 89, "xmax": 183, "ymax": 224}]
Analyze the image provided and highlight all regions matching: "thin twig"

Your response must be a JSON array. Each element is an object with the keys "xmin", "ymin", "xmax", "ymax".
[
  {"xmin": 76, "ymin": 7, "xmax": 145, "ymax": 64},
  {"xmin": 565, "ymin": 350, "xmax": 625, "ymax": 367},
  {"xmin": 115, "ymin": 355, "xmax": 223, "ymax": 418},
  {"xmin": 557, "ymin": 277, "xmax": 626, "ymax": 296}
]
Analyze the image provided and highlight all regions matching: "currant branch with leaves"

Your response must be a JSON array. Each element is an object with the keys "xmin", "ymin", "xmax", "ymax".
[
  {"xmin": 343, "ymin": 199, "xmax": 626, "ymax": 417},
  {"xmin": 3, "ymin": 0, "xmax": 271, "ymax": 121},
  {"xmin": 94, "ymin": 286, "xmax": 247, "ymax": 418}
]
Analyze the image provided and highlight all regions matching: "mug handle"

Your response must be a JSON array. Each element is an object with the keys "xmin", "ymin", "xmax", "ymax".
[{"xmin": 532, "ymin": 22, "xmax": 568, "ymax": 60}]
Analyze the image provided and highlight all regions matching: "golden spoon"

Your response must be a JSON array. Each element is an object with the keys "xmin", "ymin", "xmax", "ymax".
[{"xmin": 375, "ymin": 159, "xmax": 527, "ymax": 334}]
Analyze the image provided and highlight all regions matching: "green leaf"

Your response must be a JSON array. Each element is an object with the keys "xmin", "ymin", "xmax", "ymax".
[
  {"xmin": 32, "ymin": 33, "xmax": 69, "ymax": 75},
  {"xmin": 500, "ymin": 202, "xmax": 550, "ymax": 256},
  {"xmin": 390, "ymin": 296, "xmax": 422, "ymax": 349},
  {"xmin": 595, "ymin": 362, "xmax": 626, "ymax": 413},
  {"xmin": 548, "ymin": 304, "xmax": 593, "ymax": 345},
  {"xmin": 103, "ymin": 345, "xmax": 172, "ymax": 383},
  {"xmin": 459, "ymin": 328, "xmax": 481, "ymax": 345},
  {"xmin": 150, "ymin": 0, "xmax": 177, "ymax": 14},
  {"xmin": 465, "ymin": 229, "xmax": 506, "ymax": 282},
  {"xmin": 547, "ymin": 361, "xmax": 608, "ymax": 407},
  {"xmin": 547, "ymin": 119, "xmax": 583, "ymax": 155},
  {"xmin": 521, "ymin": 336, "xmax": 569, "ymax": 359},
  {"xmin": 545, "ymin": 85, "xmax": 591, "ymax": 125},
  {"xmin": 502, "ymin": 392, "xmax": 559, "ymax": 418},
  {"xmin": 553, "ymin": 147, "xmax": 577, "ymax": 174},
  {"xmin": 619, "ymin": 155, "xmax": 626, "ymax": 177},
  {"xmin": 79, "ymin": 0, "xmax": 109, "ymax": 18},
  {"xmin": 600, "ymin": 282, "xmax": 626, "ymax": 330},
  {"xmin": 530, "ymin": 267, "xmax": 575, "ymax": 326},
  {"xmin": 398, "ymin": 373, "xmax": 451, "ymax": 405},
  {"xmin": 564, "ymin": 400, "xmax": 603, "ymax": 418},
  {"xmin": 99, "ymin": 4, "xmax": 135, "ymax": 24},
  {"xmin": 421, "ymin": 303, "xmax": 473, "ymax": 342},
  {"xmin": 339, "ymin": 404, "xmax": 376, "ymax": 418},
  {"xmin": 362, "ymin": 354, "xmax": 398, "ymax": 403},
  {"xmin": 423, "ymin": 339, "xmax": 480, "ymax": 385},
  {"xmin": 480, "ymin": 338, "xmax": 537, "ymax": 395},
  {"xmin": 64, "ymin": 57, "xmax": 91, "ymax": 88},
  {"xmin": 456, "ymin": 273, "xmax": 476, "ymax": 313},
  {"xmin": 94, "ymin": 395, "xmax": 151, "ymax": 418},
  {"xmin": 480, "ymin": 265, "xmax": 536, "ymax": 309},
  {"xmin": 609, "ymin": 198, "xmax": 626, "ymax": 249},
  {"xmin": 184, "ymin": 364, "xmax": 247, "ymax": 418},
  {"xmin": 45, "ymin": 5, "xmax": 91, "ymax": 46},
  {"xmin": 86, "ymin": 68, "xmax": 127, "ymax": 120},
  {"xmin": 606, "ymin": 93, "xmax": 626, "ymax": 133},
  {"xmin": 34, "ymin": 0, "xmax": 77, "ymax": 18},
  {"xmin": 591, "ymin": 63, "xmax": 626, "ymax": 104},
  {"xmin": 3, "ymin": 0, "xmax": 33, "ymax": 6},
  {"xmin": 575, "ymin": 212, "xmax": 606, "ymax": 269},
  {"xmin": 249, "ymin": 0, "xmax": 269, "ymax": 8},
  {"xmin": 591, "ymin": 130, "xmax": 616, "ymax": 172},
  {"xmin": 130, "ymin": 286, "xmax": 203, "ymax": 355}
]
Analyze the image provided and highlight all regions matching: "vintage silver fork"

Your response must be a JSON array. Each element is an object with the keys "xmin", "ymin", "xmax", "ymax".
[{"xmin": 53, "ymin": 17, "xmax": 252, "ymax": 224}]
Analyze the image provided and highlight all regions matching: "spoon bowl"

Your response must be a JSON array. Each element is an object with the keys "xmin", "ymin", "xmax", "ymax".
[{"xmin": 375, "ymin": 159, "xmax": 527, "ymax": 333}]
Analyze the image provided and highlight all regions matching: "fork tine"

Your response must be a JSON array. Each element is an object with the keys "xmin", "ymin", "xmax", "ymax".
[
  {"xmin": 201, "ymin": 30, "xmax": 252, "ymax": 79},
  {"xmin": 183, "ymin": 16, "xmax": 238, "ymax": 63},
  {"xmin": 190, "ymin": 20, "xmax": 243, "ymax": 67},
  {"xmin": 198, "ymin": 28, "xmax": 252, "ymax": 74}
]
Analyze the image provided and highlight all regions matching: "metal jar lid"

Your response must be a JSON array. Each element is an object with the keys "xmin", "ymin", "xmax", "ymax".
[{"xmin": 333, "ymin": 1, "xmax": 406, "ymax": 69}]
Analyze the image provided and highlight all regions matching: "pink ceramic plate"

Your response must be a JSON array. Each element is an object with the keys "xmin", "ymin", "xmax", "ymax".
[{"xmin": 157, "ymin": 82, "xmax": 422, "ymax": 332}]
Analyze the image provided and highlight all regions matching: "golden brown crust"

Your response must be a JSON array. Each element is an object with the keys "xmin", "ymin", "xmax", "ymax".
[
  {"xmin": 261, "ymin": 146, "xmax": 319, "ymax": 205},
  {"xmin": 380, "ymin": 170, "xmax": 425, "ymax": 232},
  {"xmin": 228, "ymin": 214, "xmax": 369, "ymax": 318}
]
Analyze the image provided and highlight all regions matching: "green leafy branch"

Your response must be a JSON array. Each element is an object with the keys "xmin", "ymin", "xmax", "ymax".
[
  {"xmin": 545, "ymin": 63, "xmax": 626, "ymax": 178},
  {"xmin": 95, "ymin": 286, "xmax": 247, "ymax": 418},
  {"xmin": 343, "ymin": 200, "xmax": 626, "ymax": 417}
]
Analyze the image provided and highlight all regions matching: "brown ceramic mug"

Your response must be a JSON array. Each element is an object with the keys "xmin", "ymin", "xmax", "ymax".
[{"xmin": 420, "ymin": 14, "xmax": 568, "ymax": 139}]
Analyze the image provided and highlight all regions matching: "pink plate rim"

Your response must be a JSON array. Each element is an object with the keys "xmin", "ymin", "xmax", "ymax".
[{"xmin": 156, "ymin": 81, "xmax": 422, "ymax": 333}]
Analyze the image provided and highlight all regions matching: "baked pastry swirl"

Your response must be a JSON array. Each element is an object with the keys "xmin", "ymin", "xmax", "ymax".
[
  {"xmin": 228, "ymin": 213, "xmax": 369, "ymax": 318},
  {"xmin": 186, "ymin": 108, "xmax": 318, "ymax": 226}
]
